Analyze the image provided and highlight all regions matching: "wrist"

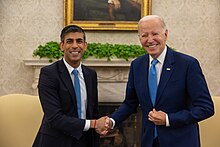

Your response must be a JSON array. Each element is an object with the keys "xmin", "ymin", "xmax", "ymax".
[
  {"xmin": 90, "ymin": 119, "xmax": 97, "ymax": 128},
  {"xmin": 94, "ymin": 119, "xmax": 97, "ymax": 128}
]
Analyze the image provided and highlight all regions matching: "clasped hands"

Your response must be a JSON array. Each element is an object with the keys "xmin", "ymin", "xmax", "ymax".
[{"xmin": 91, "ymin": 116, "xmax": 112, "ymax": 136}]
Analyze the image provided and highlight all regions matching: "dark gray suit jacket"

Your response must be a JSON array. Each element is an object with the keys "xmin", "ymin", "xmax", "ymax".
[{"xmin": 33, "ymin": 59, "xmax": 100, "ymax": 147}]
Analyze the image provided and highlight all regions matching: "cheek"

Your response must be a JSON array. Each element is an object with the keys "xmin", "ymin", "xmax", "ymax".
[
  {"xmin": 160, "ymin": 35, "xmax": 167, "ymax": 42},
  {"xmin": 140, "ymin": 39, "xmax": 147, "ymax": 45},
  {"xmin": 154, "ymin": 37, "xmax": 164, "ymax": 44},
  {"xmin": 81, "ymin": 45, "xmax": 87, "ymax": 51},
  {"xmin": 82, "ymin": 47, "xmax": 87, "ymax": 51}
]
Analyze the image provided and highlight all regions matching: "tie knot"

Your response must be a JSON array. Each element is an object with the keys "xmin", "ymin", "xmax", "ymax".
[
  {"xmin": 151, "ymin": 59, "xmax": 158, "ymax": 66},
  {"xmin": 72, "ymin": 69, "xmax": 78, "ymax": 76}
]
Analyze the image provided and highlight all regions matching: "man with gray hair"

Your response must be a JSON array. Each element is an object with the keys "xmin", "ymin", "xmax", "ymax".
[{"xmin": 101, "ymin": 15, "xmax": 214, "ymax": 147}]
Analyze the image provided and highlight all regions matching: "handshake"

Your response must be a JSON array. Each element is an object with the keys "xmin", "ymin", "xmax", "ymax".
[{"xmin": 91, "ymin": 116, "xmax": 113, "ymax": 136}]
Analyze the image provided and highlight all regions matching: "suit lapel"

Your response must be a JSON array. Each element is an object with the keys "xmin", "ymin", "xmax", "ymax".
[
  {"xmin": 143, "ymin": 55, "xmax": 152, "ymax": 105},
  {"xmin": 82, "ymin": 65, "xmax": 93, "ymax": 118},
  {"xmin": 58, "ymin": 60, "xmax": 78, "ymax": 111},
  {"xmin": 156, "ymin": 48, "xmax": 175, "ymax": 104},
  {"xmin": 135, "ymin": 55, "xmax": 152, "ymax": 106}
]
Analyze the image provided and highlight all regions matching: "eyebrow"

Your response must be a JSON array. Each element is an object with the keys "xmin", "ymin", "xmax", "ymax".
[{"xmin": 66, "ymin": 38, "xmax": 84, "ymax": 41}]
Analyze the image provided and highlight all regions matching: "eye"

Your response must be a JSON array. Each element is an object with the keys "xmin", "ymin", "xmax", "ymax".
[
  {"xmin": 140, "ymin": 33, "xmax": 148, "ymax": 38},
  {"xmin": 66, "ymin": 39, "xmax": 73, "ymax": 44},
  {"xmin": 76, "ymin": 39, "xmax": 84, "ymax": 44},
  {"xmin": 153, "ymin": 33, "xmax": 159, "ymax": 36}
]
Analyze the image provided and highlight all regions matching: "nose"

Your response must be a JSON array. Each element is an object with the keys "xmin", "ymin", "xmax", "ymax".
[
  {"xmin": 147, "ymin": 35, "xmax": 154, "ymax": 43},
  {"xmin": 71, "ymin": 41, "xmax": 78, "ymax": 49}
]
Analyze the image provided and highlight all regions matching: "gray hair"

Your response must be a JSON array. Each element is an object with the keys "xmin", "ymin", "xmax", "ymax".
[{"xmin": 138, "ymin": 15, "xmax": 166, "ymax": 30}]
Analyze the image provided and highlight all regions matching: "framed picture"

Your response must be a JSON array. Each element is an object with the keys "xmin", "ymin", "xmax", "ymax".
[{"xmin": 64, "ymin": 0, "xmax": 151, "ymax": 30}]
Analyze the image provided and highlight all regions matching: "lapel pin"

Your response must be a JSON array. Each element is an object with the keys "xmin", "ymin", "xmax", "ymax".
[{"xmin": 166, "ymin": 68, "xmax": 171, "ymax": 71}]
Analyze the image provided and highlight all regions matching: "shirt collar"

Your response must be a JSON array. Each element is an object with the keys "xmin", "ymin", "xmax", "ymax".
[
  {"xmin": 149, "ymin": 45, "xmax": 167, "ymax": 65},
  {"xmin": 63, "ymin": 58, "xmax": 83, "ymax": 75}
]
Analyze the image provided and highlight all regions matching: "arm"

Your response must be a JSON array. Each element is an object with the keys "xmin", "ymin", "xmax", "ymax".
[
  {"xmin": 110, "ymin": 61, "xmax": 139, "ymax": 126},
  {"xmin": 148, "ymin": 57, "xmax": 214, "ymax": 127},
  {"xmin": 168, "ymin": 58, "xmax": 214, "ymax": 128}
]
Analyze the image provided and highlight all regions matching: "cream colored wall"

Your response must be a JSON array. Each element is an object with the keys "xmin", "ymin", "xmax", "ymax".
[{"xmin": 0, "ymin": 0, "xmax": 219, "ymax": 96}]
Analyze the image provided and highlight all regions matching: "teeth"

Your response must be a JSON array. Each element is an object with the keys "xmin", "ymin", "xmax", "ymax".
[
  {"xmin": 71, "ymin": 51, "xmax": 79, "ymax": 54},
  {"xmin": 148, "ymin": 45, "xmax": 156, "ymax": 48}
]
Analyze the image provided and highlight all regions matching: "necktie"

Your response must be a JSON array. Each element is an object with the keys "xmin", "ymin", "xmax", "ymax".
[
  {"xmin": 72, "ymin": 69, "xmax": 81, "ymax": 118},
  {"xmin": 148, "ymin": 59, "xmax": 158, "ymax": 106},
  {"xmin": 148, "ymin": 59, "xmax": 158, "ymax": 138}
]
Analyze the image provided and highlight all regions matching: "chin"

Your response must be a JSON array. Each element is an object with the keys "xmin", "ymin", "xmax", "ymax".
[{"xmin": 147, "ymin": 50, "xmax": 156, "ymax": 54}]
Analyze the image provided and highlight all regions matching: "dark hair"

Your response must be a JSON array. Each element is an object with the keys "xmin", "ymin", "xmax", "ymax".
[{"xmin": 60, "ymin": 25, "xmax": 86, "ymax": 42}]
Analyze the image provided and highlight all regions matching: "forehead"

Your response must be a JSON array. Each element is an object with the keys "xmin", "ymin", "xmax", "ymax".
[
  {"xmin": 139, "ymin": 19, "xmax": 163, "ymax": 32},
  {"xmin": 63, "ymin": 32, "xmax": 84, "ymax": 40}
]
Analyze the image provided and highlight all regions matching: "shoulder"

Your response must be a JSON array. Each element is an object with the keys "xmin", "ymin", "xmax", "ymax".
[
  {"xmin": 132, "ymin": 54, "xmax": 148, "ymax": 65},
  {"xmin": 173, "ymin": 50, "xmax": 195, "ymax": 61},
  {"xmin": 40, "ymin": 60, "xmax": 62, "ymax": 74},
  {"xmin": 81, "ymin": 64, "xmax": 97, "ymax": 75},
  {"xmin": 171, "ymin": 49, "xmax": 199, "ymax": 65},
  {"xmin": 166, "ymin": 47, "xmax": 201, "ymax": 70}
]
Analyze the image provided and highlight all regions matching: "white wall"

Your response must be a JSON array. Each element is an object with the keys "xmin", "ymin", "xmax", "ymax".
[{"xmin": 0, "ymin": 0, "xmax": 219, "ymax": 96}]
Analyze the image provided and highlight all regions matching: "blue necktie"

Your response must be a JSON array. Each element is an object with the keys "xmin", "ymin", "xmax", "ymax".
[
  {"xmin": 72, "ymin": 69, "xmax": 81, "ymax": 118},
  {"xmin": 148, "ymin": 59, "xmax": 158, "ymax": 138}
]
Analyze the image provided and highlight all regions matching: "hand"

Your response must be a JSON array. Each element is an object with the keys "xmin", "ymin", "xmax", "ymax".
[
  {"xmin": 148, "ymin": 108, "xmax": 166, "ymax": 125},
  {"xmin": 94, "ymin": 116, "xmax": 111, "ymax": 136}
]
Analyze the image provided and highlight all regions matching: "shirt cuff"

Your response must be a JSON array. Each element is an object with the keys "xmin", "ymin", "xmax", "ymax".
[
  {"xmin": 83, "ymin": 120, "xmax": 90, "ymax": 131},
  {"xmin": 110, "ymin": 118, "xmax": 115, "ymax": 129},
  {"xmin": 165, "ymin": 114, "xmax": 170, "ymax": 127}
]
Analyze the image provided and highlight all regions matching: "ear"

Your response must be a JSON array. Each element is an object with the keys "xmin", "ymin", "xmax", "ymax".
[
  {"xmin": 60, "ymin": 42, "xmax": 64, "ymax": 51},
  {"xmin": 165, "ymin": 29, "xmax": 168, "ymax": 38},
  {"xmin": 83, "ymin": 42, "xmax": 88, "ymax": 51}
]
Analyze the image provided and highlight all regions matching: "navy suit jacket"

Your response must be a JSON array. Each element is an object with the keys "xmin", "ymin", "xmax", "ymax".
[
  {"xmin": 33, "ymin": 59, "xmax": 100, "ymax": 147},
  {"xmin": 111, "ymin": 47, "xmax": 214, "ymax": 147}
]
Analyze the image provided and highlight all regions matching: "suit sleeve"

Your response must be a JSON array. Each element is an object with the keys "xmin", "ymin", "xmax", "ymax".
[
  {"xmin": 111, "ymin": 61, "xmax": 139, "ymax": 126},
  {"xmin": 168, "ymin": 58, "xmax": 214, "ymax": 128}
]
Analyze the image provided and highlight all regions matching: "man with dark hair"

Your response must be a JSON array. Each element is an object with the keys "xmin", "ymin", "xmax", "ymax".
[{"xmin": 33, "ymin": 25, "xmax": 109, "ymax": 147}]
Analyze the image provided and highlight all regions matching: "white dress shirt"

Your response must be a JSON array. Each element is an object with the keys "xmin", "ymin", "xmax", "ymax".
[
  {"xmin": 149, "ymin": 46, "xmax": 170, "ymax": 127},
  {"xmin": 63, "ymin": 58, "xmax": 90, "ymax": 131},
  {"xmin": 111, "ymin": 46, "xmax": 170, "ymax": 128}
]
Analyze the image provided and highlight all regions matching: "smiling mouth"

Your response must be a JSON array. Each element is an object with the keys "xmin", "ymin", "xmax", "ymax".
[
  {"xmin": 147, "ymin": 44, "xmax": 157, "ymax": 48},
  {"xmin": 70, "ymin": 51, "xmax": 80, "ymax": 55}
]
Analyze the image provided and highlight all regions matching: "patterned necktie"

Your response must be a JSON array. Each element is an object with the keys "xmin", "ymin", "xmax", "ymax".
[
  {"xmin": 148, "ymin": 59, "xmax": 159, "ymax": 138},
  {"xmin": 72, "ymin": 69, "xmax": 81, "ymax": 118}
]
